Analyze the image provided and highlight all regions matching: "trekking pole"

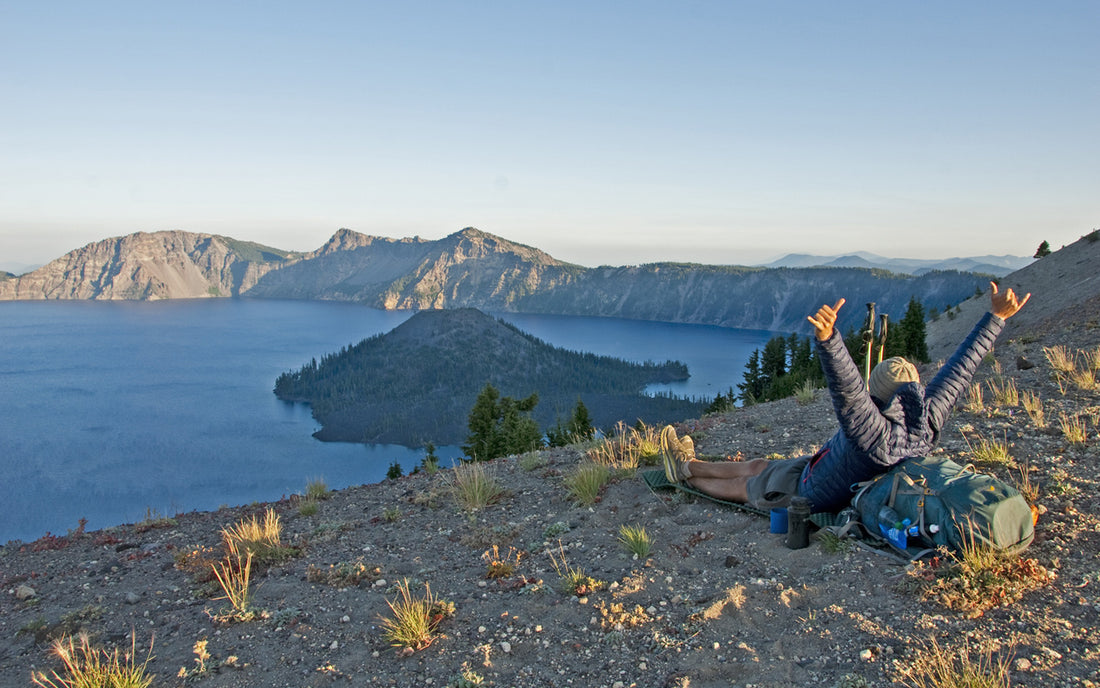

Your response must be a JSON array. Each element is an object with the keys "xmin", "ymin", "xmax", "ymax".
[
  {"xmin": 877, "ymin": 314, "xmax": 889, "ymax": 365},
  {"xmin": 862, "ymin": 302, "xmax": 876, "ymax": 388}
]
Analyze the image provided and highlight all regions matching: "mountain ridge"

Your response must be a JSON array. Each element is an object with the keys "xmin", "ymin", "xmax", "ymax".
[
  {"xmin": 764, "ymin": 250, "xmax": 1032, "ymax": 276},
  {"xmin": 0, "ymin": 227, "xmax": 994, "ymax": 332}
]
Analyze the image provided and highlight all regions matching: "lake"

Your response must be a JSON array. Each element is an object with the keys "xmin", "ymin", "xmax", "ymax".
[{"xmin": 0, "ymin": 300, "xmax": 773, "ymax": 542}]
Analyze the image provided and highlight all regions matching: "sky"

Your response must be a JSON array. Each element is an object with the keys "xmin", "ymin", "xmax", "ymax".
[{"xmin": 1, "ymin": 2, "xmax": 1097, "ymax": 272}]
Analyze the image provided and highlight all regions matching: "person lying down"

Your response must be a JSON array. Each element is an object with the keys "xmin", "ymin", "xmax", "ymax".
[{"xmin": 661, "ymin": 282, "xmax": 1030, "ymax": 514}]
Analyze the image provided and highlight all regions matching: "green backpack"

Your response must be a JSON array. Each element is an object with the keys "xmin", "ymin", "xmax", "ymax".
[{"xmin": 849, "ymin": 455, "xmax": 1034, "ymax": 556}]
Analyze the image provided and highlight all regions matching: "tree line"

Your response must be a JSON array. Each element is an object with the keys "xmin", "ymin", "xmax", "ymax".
[{"xmin": 710, "ymin": 295, "xmax": 930, "ymax": 410}]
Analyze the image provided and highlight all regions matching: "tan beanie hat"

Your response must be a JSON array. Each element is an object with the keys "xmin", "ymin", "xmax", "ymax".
[{"xmin": 868, "ymin": 357, "xmax": 919, "ymax": 401}]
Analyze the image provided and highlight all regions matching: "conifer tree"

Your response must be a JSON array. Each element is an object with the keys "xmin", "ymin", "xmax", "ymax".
[
  {"xmin": 897, "ymin": 296, "xmax": 929, "ymax": 363},
  {"xmin": 463, "ymin": 383, "xmax": 543, "ymax": 460},
  {"xmin": 737, "ymin": 349, "xmax": 765, "ymax": 404},
  {"xmin": 1034, "ymin": 240, "xmax": 1051, "ymax": 258},
  {"xmin": 463, "ymin": 383, "xmax": 501, "ymax": 461}
]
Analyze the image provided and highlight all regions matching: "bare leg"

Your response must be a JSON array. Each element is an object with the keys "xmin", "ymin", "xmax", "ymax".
[
  {"xmin": 685, "ymin": 458, "xmax": 768, "ymax": 503},
  {"xmin": 686, "ymin": 458, "xmax": 768, "ymax": 479}
]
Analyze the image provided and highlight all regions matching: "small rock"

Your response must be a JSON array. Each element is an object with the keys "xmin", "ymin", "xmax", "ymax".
[
  {"xmin": 501, "ymin": 641, "xmax": 512, "ymax": 654},
  {"xmin": 860, "ymin": 648, "xmax": 875, "ymax": 662},
  {"xmin": 341, "ymin": 615, "xmax": 350, "ymax": 623},
  {"xmin": 330, "ymin": 641, "xmax": 339, "ymax": 650},
  {"xmin": 15, "ymin": 585, "xmax": 36, "ymax": 600},
  {"xmin": 1016, "ymin": 356, "xmax": 1035, "ymax": 370},
  {"xmin": 125, "ymin": 592, "xmax": 141, "ymax": 604},
  {"xmin": 1014, "ymin": 657, "xmax": 1032, "ymax": 671}
]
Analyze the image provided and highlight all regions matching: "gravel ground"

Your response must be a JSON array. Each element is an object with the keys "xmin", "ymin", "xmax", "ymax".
[{"xmin": 2, "ymin": 236, "xmax": 1098, "ymax": 687}]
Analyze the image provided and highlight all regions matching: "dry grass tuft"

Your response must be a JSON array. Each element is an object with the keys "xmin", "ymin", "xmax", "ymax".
[
  {"xmin": 1059, "ymin": 413, "xmax": 1088, "ymax": 444},
  {"xmin": 986, "ymin": 376, "xmax": 1019, "ymax": 407},
  {"xmin": 1084, "ymin": 345, "xmax": 1100, "ymax": 372},
  {"xmin": 1043, "ymin": 344, "xmax": 1076, "ymax": 373},
  {"xmin": 1043, "ymin": 344, "xmax": 1099, "ymax": 391},
  {"xmin": 564, "ymin": 462, "xmax": 611, "ymax": 505},
  {"xmin": 794, "ymin": 379, "xmax": 817, "ymax": 406},
  {"xmin": 548, "ymin": 541, "xmax": 605, "ymax": 596},
  {"xmin": 1014, "ymin": 460, "xmax": 1040, "ymax": 505},
  {"xmin": 906, "ymin": 528, "xmax": 1055, "ymax": 618},
  {"xmin": 1020, "ymin": 390, "xmax": 1045, "ymax": 428},
  {"xmin": 305, "ymin": 477, "xmax": 329, "ymax": 501},
  {"xmin": 898, "ymin": 636, "xmax": 1011, "ymax": 688},
  {"xmin": 617, "ymin": 523, "xmax": 654, "ymax": 559},
  {"xmin": 31, "ymin": 632, "xmax": 155, "ymax": 688},
  {"xmin": 221, "ymin": 507, "xmax": 293, "ymax": 564},
  {"xmin": 963, "ymin": 383, "xmax": 984, "ymax": 413},
  {"xmin": 963, "ymin": 432, "xmax": 1015, "ymax": 468},
  {"xmin": 379, "ymin": 580, "xmax": 455, "ymax": 651},
  {"xmin": 449, "ymin": 461, "xmax": 506, "ymax": 511},
  {"xmin": 210, "ymin": 538, "xmax": 255, "ymax": 620},
  {"xmin": 1067, "ymin": 366, "xmax": 1098, "ymax": 391},
  {"xmin": 586, "ymin": 421, "xmax": 662, "ymax": 469}
]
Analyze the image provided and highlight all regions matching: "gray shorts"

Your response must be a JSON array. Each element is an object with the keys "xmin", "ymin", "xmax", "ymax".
[{"xmin": 745, "ymin": 456, "xmax": 811, "ymax": 510}]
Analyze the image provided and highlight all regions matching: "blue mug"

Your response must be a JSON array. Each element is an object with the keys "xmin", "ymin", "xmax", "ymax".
[{"xmin": 770, "ymin": 507, "xmax": 788, "ymax": 534}]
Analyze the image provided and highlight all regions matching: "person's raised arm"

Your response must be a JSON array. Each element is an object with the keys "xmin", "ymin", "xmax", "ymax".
[
  {"xmin": 810, "ymin": 298, "xmax": 892, "ymax": 458},
  {"xmin": 990, "ymin": 281, "xmax": 1030, "ymax": 321},
  {"xmin": 924, "ymin": 282, "xmax": 1032, "ymax": 431},
  {"xmin": 807, "ymin": 298, "xmax": 846, "ymax": 341}
]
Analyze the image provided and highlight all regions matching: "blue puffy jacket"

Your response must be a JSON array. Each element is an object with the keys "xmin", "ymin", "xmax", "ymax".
[{"xmin": 798, "ymin": 312, "xmax": 1005, "ymax": 512}]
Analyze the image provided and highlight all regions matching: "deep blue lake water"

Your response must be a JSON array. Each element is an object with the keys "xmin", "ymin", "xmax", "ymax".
[{"xmin": 0, "ymin": 300, "xmax": 772, "ymax": 542}]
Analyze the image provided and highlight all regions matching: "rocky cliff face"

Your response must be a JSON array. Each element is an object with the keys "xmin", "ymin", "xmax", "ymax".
[
  {"xmin": 509, "ymin": 263, "xmax": 985, "ymax": 333},
  {"xmin": 244, "ymin": 227, "xmax": 585, "ymax": 310},
  {"xmin": 0, "ymin": 226, "xmax": 992, "ymax": 333},
  {"xmin": 0, "ymin": 231, "xmax": 292, "ymax": 300}
]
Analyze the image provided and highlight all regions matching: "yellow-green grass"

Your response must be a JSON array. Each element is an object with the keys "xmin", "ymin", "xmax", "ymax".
[
  {"xmin": 379, "ymin": 580, "xmax": 455, "ymax": 651},
  {"xmin": 32, "ymin": 633, "xmax": 154, "ymax": 688}
]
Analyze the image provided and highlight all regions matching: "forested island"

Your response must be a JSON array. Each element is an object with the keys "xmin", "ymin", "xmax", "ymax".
[{"xmin": 274, "ymin": 308, "xmax": 705, "ymax": 447}]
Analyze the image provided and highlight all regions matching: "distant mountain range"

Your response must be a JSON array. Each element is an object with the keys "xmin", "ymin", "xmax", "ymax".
[
  {"xmin": 763, "ymin": 251, "xmax": 1031, "ymax": 276},
  {"xmin": 0, "ymin": 227, "xmax": 997, "ymax": 333}
]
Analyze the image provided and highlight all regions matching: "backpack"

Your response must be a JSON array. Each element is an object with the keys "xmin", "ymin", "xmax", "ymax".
[{"xmin": 845, "ymin": 455, "xmax": 1034, "ymax": 558}]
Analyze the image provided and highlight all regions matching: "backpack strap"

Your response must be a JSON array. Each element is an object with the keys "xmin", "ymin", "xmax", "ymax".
[{"xmin": 943, "ymin": 462, "xmax": 977, "ymax": 484}]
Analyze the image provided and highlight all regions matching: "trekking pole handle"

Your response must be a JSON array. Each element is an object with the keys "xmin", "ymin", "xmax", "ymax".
[{"xmin": 877, "ymin": 314, "xmax": 889, "ymax": 364}]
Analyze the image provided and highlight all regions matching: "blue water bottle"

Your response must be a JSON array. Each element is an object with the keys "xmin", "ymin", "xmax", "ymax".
[{"xmin": 877, "ymin": 506, "xmax": 908, "ymax": 549}]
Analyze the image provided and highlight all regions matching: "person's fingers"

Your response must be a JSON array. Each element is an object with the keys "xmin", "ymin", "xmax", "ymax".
[
  {"xmin": 833, "ymin": 298, "xmax": 846, "ymax": 312},
  {"xmin": 1016, "ymin": 292, "xmax": 1032, "ymax": 310},
  {"xmin": 990, "ymin": 281, "xmax": 1000, "ymax": 296}
]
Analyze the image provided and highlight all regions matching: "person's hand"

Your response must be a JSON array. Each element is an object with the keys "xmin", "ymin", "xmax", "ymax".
[
  {"xmin": 807, "ymin": 298, "xmax": 846, "ymax": 341},
  {"xmin": 990, "ymin": 281, "xmax": 1031, "ymax": 320}
]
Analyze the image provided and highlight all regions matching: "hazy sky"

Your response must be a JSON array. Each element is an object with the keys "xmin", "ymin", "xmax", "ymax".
[{"xmin": 2, "ymin": 2, "xmax": 1097, "ymax": 271}]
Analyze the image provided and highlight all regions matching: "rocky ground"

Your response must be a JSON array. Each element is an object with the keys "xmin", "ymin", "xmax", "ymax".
[
  {"xmin": 2, "ymin": 307, "xmax": 1098, "ymax": 688},
  {"xmin": 2, "ymin": 236, "xmax": 1098, "ymax": 688}
]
